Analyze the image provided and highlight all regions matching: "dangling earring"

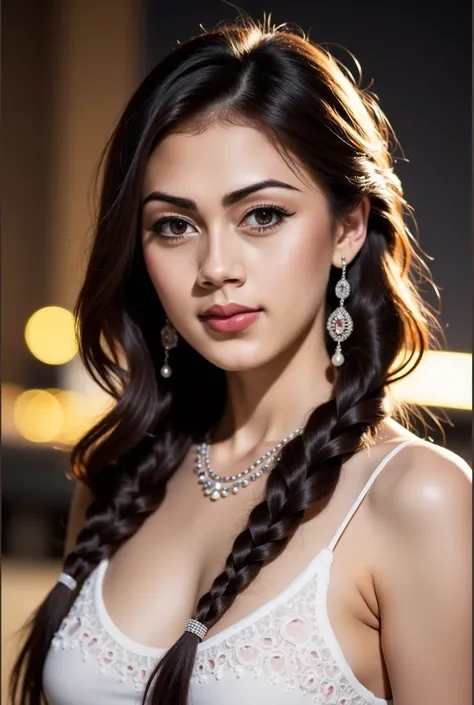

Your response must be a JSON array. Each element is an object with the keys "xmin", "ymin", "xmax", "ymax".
[
  {"xmin": 160, "ymin": 319, "xmax": 178, "ymax": 378},
  {"xmin": 327, "ymin": 255, "xmax": 353, "ymax": 367}
]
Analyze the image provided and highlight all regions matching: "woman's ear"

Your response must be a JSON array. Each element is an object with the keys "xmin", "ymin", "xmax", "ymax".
[{"xmin": 331, "ymin": 196, "xmax": 370, "ymax": 267}]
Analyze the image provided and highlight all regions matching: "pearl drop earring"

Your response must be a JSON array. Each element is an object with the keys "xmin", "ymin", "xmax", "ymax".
[
  {"xmin": 160, "ymin": 319, "xmax": 178, "ymax": 378},
  {"xmin": 326, "ymin": 256, "xmax": 353, "ymax": 366}
]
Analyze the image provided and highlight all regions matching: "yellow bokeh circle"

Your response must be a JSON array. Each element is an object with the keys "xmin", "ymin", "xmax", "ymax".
[
  {"xmin": 24, "ymin": 306, "xmax": 77, "ymax": 365},
  {"xmin": 14, "ymin": 389, "xmax": 64, "ymax": 443},
  {"xmin": 12, "ymin": 388, "xmax": 103, "ymax": 445},
  {"xmin": 52, "ymin": 389, "xmax": 96, "ymax": 444}
]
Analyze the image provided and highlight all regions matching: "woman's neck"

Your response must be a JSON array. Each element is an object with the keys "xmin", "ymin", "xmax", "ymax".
[{"xmin": 213, "ymin": 344, "xmax": 334, "ymax": 457}]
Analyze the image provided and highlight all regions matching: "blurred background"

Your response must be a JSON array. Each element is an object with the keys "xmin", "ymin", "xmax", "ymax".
[{"xmin": 1, "ymin": 0, "xmax": 471, "ymax": 701}]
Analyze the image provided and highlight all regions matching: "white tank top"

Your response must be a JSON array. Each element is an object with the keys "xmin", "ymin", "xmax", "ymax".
[{"xmin": 43, "ymin": 439, "xmax": 416, "ymax": 705}]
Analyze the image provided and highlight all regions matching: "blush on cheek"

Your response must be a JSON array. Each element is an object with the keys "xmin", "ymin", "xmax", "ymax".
[
  {"xmin": 142, "ymin": 247, "xmax": 171, "ymax": 294},
  {"xmin": 142, "ymin": 250, "xmax": 193, "ymax": 330},
  {"xmin": 264, "ymin": 228, "xmax": 332, "ymax": 290}
]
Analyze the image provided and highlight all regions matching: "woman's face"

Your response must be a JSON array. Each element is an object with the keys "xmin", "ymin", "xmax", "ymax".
[{"xmin": 141, "ymin": 123, "xmax": 352, "ymax": 372}]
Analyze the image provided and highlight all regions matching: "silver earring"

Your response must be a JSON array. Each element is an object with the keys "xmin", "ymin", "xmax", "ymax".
[
  {"xmin": 327, "ymin": 256, "xmax": 353, "ymax": 367},
  {"xmin": 160, "ymin": 319, "xmax": 178, "ymax": 378}
]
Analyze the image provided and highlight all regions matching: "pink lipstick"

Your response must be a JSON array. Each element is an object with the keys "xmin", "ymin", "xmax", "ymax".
[{"xmin": 200, "ymin": 303, "xmax": 261, "ymax": 333}]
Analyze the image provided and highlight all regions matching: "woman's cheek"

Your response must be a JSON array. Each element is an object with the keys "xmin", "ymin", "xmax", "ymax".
[
  {"xmin": 267, "ymin": 230, "xmax": 331, "ymax": 297},
  {"xmin": 143, "ymin": 248, "xmax": 183, "ymax": 301}
]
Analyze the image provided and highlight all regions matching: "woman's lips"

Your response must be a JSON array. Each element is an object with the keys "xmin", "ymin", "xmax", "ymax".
[{"xmin": 200, "ymin": 310, "xmax": 261, "ymax": 333}]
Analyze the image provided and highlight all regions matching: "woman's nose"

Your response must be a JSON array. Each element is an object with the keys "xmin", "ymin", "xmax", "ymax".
[{"xmin": 196, "ymin": 237, "xmax": 246, "ymax": 290}]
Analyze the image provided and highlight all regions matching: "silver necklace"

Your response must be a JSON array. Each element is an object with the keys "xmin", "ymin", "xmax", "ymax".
[{"xmin": 195, "ymin": 428, "xmax": 303, "ymax": 501}]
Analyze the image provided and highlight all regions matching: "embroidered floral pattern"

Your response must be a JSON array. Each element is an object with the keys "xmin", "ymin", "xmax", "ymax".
[
  {"xmin": 192, "ymin": 580, "xmax": 370, "ymax": 703},
  {"xmin": 51, "ymin": 563, "xmax": 383, "ymax": 704},
  {"xmin": 51, "ymin": 573, "xmax": 157, "ymax": 693}
]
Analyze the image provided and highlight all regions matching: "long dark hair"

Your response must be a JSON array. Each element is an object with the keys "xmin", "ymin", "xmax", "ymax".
[{"xmin": 11, "ymin": 16, "xmax": 440, "ymax": 705}]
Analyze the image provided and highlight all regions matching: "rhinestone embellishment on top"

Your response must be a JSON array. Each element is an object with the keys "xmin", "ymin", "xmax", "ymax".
[
  {"xmin": 195, "ymin": 428, "xmax": 303, "ymax": 501},
  {"xmin": 161, "ymin": 324, "xmax": 178, "ymax": 349}
]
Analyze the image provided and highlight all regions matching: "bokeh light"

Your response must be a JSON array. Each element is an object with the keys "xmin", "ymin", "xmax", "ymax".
[
  {"xmin": 13, "ymin": 390, "xmax": 64, "ymax": 443},
  {"xmin": 24, "ymin": 306, "xmax": 77, "ymax": 365},
  {"xmin": 11, "ymin": 387, "xmax": 106, "ymax": 445},
  {"xmin": 51, "ymin": 389, "xmax": 99, "ymax": 444},
  {"xmin": 390, "ymin": 351, "xmax": 472, "ymax": 410}
]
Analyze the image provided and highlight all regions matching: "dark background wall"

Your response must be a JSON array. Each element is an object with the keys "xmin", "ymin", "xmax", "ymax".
[
  {"xmin": 144, "ymin": 0, "xmax": 471, "ymax": 354},
  {"xmin": 1, "ymin": 0, "xmax": 58, "ymax": 386}
]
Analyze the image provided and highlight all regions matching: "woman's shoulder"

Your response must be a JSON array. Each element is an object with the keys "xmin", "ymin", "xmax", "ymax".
[
  {"xmin": 366, "ymin": 426, "xmax": 471, "ymax": 542},
  {"xmin": 364, "ymin": 427, "xmax": 471, "ymax": 701}
]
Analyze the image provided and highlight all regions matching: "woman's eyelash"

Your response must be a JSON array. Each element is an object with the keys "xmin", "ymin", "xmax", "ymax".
[
  {"xmin": 149, "ymin": 203, "xmax": 295, "ymax": 241},
  {"xmin": 242, "ymin": 203, "xmax": 294, "ymax": 232},
  {"xmin": 149, "ymin": 217, "xmax": 195, "ymax": 241}
]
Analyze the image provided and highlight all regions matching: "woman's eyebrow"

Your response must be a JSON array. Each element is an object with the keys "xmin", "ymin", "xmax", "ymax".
[{"xmin": 141, "ymin": 179, "xmax": 302, "ymax": 211}]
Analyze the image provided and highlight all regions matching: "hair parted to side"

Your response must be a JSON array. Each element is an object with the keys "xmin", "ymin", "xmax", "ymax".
[{"xmin": 10, "ymin": 14, "xmax": 441, "ymax": 705}]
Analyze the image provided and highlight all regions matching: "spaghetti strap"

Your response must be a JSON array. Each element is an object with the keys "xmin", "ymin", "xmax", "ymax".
[{"xmin": 328, "ymin": 439, "xmax": 418, "ymax": 552}]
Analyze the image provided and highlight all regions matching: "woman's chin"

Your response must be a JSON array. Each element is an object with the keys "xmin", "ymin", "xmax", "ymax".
[{"xmin": 202, "ymin": 352, "xmax": 269, "ymax": 374}]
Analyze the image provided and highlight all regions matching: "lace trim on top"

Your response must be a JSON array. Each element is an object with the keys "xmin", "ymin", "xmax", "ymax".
[{"xmin": 51, "ymin": 550, "xmax": 390, "ymax": 704}]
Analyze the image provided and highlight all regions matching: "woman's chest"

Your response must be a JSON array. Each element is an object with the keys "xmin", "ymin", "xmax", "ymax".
[
  {"xmin": 100, "ymin": 458, "xmax": 342, "ymax": 647},
  {"xmin": 44, "ymin": 550, "xmax": 384, "ymax": 705},
  {"xmin": 44, "ymin": 635, "xmax": 374, "ymax": 705},
  {"xmin": 97, "ymin": 461, "xmax": 384, "ymax": 692},
  {"xmin": 44, "ymin": 457, "xmax": 390, "ymax": 705}
]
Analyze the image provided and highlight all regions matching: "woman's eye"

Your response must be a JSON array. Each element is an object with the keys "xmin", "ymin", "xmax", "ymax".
[
  {"xmin": 150, "ymin": 217, "xmax": 195, "ymax": 240},
  {"xmin": 149, "ymin": 205, "xmax": 294, "ymax": 241},
  {"xmin": 241, "ymin": 206, "xmax": 293, "ymax": 232}
]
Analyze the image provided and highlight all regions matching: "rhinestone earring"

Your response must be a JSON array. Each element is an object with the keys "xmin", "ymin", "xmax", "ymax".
[
  {"xmin": 327, "ymin": 256, "xmax": 353, "ymax": 367},
  {"xmin": 160, "ymin": 319, "xmax": 178, "ymax": 378}
]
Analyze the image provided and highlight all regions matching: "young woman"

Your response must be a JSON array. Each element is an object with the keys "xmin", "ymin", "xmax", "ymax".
[{"xmin": 11, "ymin": 17, "xmax": 471, "ymax": 705}]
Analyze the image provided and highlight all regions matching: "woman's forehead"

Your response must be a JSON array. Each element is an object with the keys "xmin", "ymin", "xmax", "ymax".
[{"xmin": 143, "ymin": 123, "xmax": 316, "ymax": 199}]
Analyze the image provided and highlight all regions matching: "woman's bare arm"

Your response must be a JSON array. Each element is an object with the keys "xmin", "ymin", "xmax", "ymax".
[{"xmin": 372, "ymin": 444, "xmax": 471, "ymax": 705}]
